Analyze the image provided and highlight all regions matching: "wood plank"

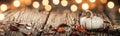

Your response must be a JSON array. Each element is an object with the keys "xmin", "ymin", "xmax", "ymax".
[
  {"xmin": 52, "ymin": 10, "xmax": 70, "ymax": 36},
  {"xmin": 41, "ymin": 11, "xmax": 57, "ymax": 36},
  {"xmin": 41, "ymin": 10, "xmax": 80, "ymax": 36},
  {"xmin": 18, "ymin": 8, "xmax": 50, "ymax": 36},
  {"xmin": 2, "ymin": 8, "xmax": 50, "ymax": 36}
]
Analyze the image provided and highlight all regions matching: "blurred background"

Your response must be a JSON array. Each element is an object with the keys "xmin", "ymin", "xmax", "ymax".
[{"xmin": 0, "ymin": 0, "xmax": 120, "ymax": 25}]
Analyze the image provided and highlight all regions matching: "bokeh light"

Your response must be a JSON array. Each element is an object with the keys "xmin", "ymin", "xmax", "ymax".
[
  {"xmin": 75, "ymin": 0, "xmax": 82, "ymax": 3},
  {"xmin": 61, "ymin": 0, "xmax": 68, "ymax": 7},
  {"xmin": 13, "ymin": 0, "xmax": 21, "ymax": 7},
  {"xmin": 70, "ymin": 5, "xmax": 78, "ymax": 12},
  {"xmin": 32, "ymin": 1, "xmax": 40, "ymax": 8},
  {"xmin": 89, "ymin": 0, "xmax": 96, "ymax": 3},
  {"xmin": 0, "ymin": 4, "xmax": 7, "ymax": 11},
  {"xmin": 118, "ymin": 8, "xmax": 120, "ymax": 13},
  {"xmin": 42, "ymin": 0, "xmax": 49, "ymax": 6},
  {"xmin": 53, "ymin": 0, "xmax": 60, "ymax": 5},
  {"xmin": 107, "ymin": 1, "xmax": 114, "ymax": 8},
  {"xmin": 82, "ymin": 3, "xmax": 89, "ymax": 10},
  {"xmin": 45, "ymin": 5, "xmax": 52, "ymax": 11}
]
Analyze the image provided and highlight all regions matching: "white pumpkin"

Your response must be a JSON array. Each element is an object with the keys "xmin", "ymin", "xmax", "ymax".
[{"xmin": 80, "ymin": 10, "xmax": 104, "ymax": 29}]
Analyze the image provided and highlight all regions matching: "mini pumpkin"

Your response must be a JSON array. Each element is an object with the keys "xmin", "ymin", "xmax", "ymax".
[{"xmin": 80, "ymin": 10, "xmax": 104, "ymax": 29}]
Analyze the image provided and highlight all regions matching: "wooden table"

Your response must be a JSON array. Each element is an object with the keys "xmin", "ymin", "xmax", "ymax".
[{"xmin": 1, "ymin": 8, "xmax": 115, "ymax": 36}]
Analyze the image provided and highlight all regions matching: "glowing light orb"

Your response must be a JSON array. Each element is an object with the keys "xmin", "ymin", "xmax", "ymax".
[
  {"xmin": 32, "ymin": 1, "xmax": 40, "ymax": 8},
  {"xmin": 42, "ymin": 0, "xmax": 49, "ymax": 6},
  {"xmin": 45, "ymin": 5, "xmax": 52, "ymax": 11},
  {"xmin": 70, "ymin": 5, "xmax": 78, "ymax": 12},
  {"xmin": 13, "ymin": 0, "xmax": 21, "ymax": 7},
  {"xmin": 118, "ymin": 8, "xmax": 120, "ymax": 13},
  {"xmin": 75, "ymin": 0, "xmax": 82, "ymax": 3},
  {"xmin": 53, "ymin": 0, "xmax": 60, "ymax": 5},
  {"xmin": 82, "ymin": 3, "xmax": 89, "ymax": 10},
  {"xmin": 0, "ymin": 14, "xmax": 5, "ymax": 20},
  {"xmin": 107, "ymin": 1, "xmax": 114, "ymax": 8},
  {"xmin": 61, "ymin": 0, "xmax": 68, "ymax": 7},
  {"xmin": 0, "ymin": 4, "xmax": 7, "ymax": 11},
  {"xmin": 89, "ymin": 0, "xmax": 96, "ymax": 3}
]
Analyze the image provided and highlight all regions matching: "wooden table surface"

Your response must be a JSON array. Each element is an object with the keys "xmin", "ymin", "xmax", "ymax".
[{"xmin": 0, "ymin": 8, "xmax": 115, "ymax": 36}]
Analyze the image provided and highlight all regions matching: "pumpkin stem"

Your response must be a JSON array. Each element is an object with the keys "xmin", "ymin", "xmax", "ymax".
[{"xmin": 85, "ymin": 10, "xmax": 94, "ymax": 18}]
